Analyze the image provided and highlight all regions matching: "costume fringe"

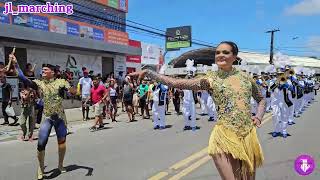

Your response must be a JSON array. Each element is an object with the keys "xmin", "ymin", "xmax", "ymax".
[{"xmin": 208, "ymin": 124, "xmax": 264, "ymax": 176}]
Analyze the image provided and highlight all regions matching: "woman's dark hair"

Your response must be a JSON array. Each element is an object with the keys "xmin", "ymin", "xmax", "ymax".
[
  {"xmin": 91, "ymin": 75, "xmax": 99, "ymax": 80},
  {"xmin": 218, "ymin": 41, "xmax": 239, "ymax": 56}
]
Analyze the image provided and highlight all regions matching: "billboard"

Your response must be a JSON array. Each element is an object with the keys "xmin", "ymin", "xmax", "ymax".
[
  {"xmin": 141, "ymin": 42, "xmax": 161, "ymax": 65},
  {"xmin": 1, "ymin": 3, "xmax": 128, "ymax": 46},
  {"xmin": 80, "ymin": 25, "xmax": 94, "ymax": 39},
  {"xmin": 166, "ymin": 26, "xmax": 192, "ymax": 51},
  {"xmin": 93, "ymin": 28, "xmax": 104, "ymax": 41},
  {"xmin": 67, "ymin": 22, "xmax": 80, "ymax": 36},
  {"xmin": 12, "ymin": 14, "xmax": 49, "ymax": 31},
  {"xmin": 105, "ymin": 29, "xmax": 129, "ymax": 45},
  {"xmin": 49, "ymin": 18, "xmax": 67, "ymax": 34},
  {"xmin": 127, "ymin": 40, "xmax": 141, "ymax": 63}
]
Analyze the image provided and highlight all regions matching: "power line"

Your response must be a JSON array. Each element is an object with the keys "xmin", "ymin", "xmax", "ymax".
[
  {"xmin": 52, "ymin": 0, "xmax": 216, "ymax": 48},
  {"xmin": 126, "ymin": 20, "xmax": 217, "ymax": 46}
]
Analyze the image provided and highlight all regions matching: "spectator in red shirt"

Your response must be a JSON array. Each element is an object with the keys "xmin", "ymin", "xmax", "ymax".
[{"xmin": 89, "ymin": 76, "xmax": 108, "ymax": 131}]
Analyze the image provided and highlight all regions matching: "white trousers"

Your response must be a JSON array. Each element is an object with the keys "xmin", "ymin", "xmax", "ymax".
[
  {"xmin": 288, "ymin": 104, "xmax": 295, "ymax": 123},
  {"xmin": 272, "ymin": 103, "xmax": 289, "ymax": 134},
  {"xmin": 266, "ymin": 97, "xmax": 272, "ymax": 111},
  {"xmin": 182, "ymin": 103, "xmax": 196, "ymax": 128},
  {"xmin": 152, "ymin": 103, "xmax": 166, "ymax": 127},
  {"xmin": 200, "ymin": 98, "xmax": 208, "ymax": 114},
  {"xmin": 207, "ymin": 96, "xmax": 217, "ymax": 119}
]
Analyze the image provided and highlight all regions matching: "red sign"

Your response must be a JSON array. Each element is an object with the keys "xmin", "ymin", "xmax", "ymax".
[
  {"xmin": 93, "ymin": 0, "xmax": 108, "ymax": 4},
  {"xmin": 126, "ymin": 40, "xmax": 141, "ymax": 63}
]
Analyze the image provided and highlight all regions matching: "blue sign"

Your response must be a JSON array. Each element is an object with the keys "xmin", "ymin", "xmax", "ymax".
[
  {"xmin": 67, "ymin": 22, "xmax": 80, "ymax": 36},
  {"xmin": 0, "ymin": 7, "xmax": 10, "ymax": 24},
  {"xmin": 12, "ymin": 14, "xmax": 33, "ymax": 27},
  {"xmin": 12, "ymin": 14, "xmax": 48, "ymax": 31},
  {"xmin": 93, "ymin": 28, "xmax": 104, "ymax": 41},
  {"xmin": 31, "ymin": 15, "xmax": 49, "ymax": 31}
]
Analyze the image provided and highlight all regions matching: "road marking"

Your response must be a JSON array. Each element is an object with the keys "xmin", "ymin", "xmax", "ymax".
[
  {"xmin": 169, "ymin": 147, "xmax": 208, "ymax": 170},
  {"xmin": 168, "ymin": 155, "xmax": 211, "ymax": 180},
  {"xmin": 148, "ymin": 113, "xmax": 273, "ymax": 180},
  {"xmin": 148, "ymin": 172, "xmax": 169, "ymax": 180},
  {"xmin": 262, "ymin": 115, "xmax": 272, "ymax": 125},
  {"xmin": 148, "ymin": 148, "xmax": 208, "ymax": 180}
]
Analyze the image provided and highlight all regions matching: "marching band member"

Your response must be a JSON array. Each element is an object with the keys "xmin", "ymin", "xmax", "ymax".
[{"xmin": 152, "ymin": 81, "xmax": 168, "ymax": 130}]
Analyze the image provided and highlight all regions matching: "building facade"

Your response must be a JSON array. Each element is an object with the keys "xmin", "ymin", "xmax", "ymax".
[{"xmin": 0, "ymin": 0, "xmax": 140, "ymax": 78}]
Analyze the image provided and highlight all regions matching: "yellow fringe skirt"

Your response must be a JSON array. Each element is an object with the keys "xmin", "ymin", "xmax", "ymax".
[{"xmin": 208, "ymin": 124, "xmax": 264, "ymax": 175}]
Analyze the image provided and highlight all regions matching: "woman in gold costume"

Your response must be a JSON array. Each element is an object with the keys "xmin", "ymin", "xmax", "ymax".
[{"xmin": 130, "ymin": 41, "xmax": 266, "ymax": 180}]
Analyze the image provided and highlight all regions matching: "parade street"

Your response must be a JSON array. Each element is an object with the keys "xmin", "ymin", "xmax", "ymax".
[{"xmin": 0, "ymin": 95, "xmax": 319, "ymax": 180}]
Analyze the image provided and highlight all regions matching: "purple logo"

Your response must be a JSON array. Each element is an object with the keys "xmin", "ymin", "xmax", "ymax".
[{"xmin": 294, "ymin": 154, "xmax": 315, "ymax": 176}]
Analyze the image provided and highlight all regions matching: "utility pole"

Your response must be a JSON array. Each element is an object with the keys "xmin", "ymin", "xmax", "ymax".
[{"xmin": 266, "ymin": 29, "xmax": 280, "ymax": 64}]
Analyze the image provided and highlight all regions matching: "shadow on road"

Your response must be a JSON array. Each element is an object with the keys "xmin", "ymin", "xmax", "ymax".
[{"xmin": 44, "ymin": 164, "xmax": 94, "ymax": 179}]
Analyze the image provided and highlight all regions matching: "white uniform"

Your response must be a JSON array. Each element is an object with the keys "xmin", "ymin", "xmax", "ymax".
[
  {"xmin": 207, "ymin": 95, "xmax": 218, "ymax": 121},
  {"xmin": 199, "ymin": 91, "xmax": 209, "ymax": 114},
  {"xmin": 182, "ymin": 90, "xmax": 196, "ymax": 129},
  {"xmin": 152, "ymin": 84, "xmax": 167, "ymax": 129},
  {"xmin": 265, "ymin": 79, "xmax": 273, "ymax": 112},
  {"xmin": 299, "ymin": 80, "xmax": 306, "ymax": 113},
  {"xmin": 271, "ymin": 85, "xmax": 290, "ymax": 137}
]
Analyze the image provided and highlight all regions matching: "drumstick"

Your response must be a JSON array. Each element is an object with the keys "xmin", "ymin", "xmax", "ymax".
[
  {"xmin": 11, "ymin": 46, "xmax": 16, "ymax": 55},
  {"xmin": 4, "ymin": 47, "xmax": 16, "ymax": 71}
]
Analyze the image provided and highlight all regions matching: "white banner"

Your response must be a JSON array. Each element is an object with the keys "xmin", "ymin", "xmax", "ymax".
[
  {"xmin": 141, "ymin": 43, "xmax": 161, "ymax": 65},
  {"xmin": 114, "ymin": 55, "xmax": 127, "ymax": 78},
  {"xmin": 27, "ymin": 49, "xmax": 102, "ymax": 78}
]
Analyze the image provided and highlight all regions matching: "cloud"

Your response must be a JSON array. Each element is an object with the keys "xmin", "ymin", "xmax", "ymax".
[
  {"xmin": 307, "ymin": 36, "xmax": 320, "ymax": 52},
  {"xmin": 285, "ymin": 0, "xmax": 320, "ymax": 16}
]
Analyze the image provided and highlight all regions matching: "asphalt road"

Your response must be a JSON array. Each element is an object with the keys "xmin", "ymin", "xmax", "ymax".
[{"xmin": 0, "ymin": 95, "xmax": 319, "ymax": 180}]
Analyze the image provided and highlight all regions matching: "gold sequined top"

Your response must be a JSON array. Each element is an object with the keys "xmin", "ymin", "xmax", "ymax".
[
  {"xmin": 204, "ymin": 68, "xmax": 264, "ymax": 137},
  {"xmin": 147, "ymin": 67, "xmax": 265, "ymax": 137},
  {"xmin": 33, "ymin": 79, "xmax": 70, "ymax": 119}
]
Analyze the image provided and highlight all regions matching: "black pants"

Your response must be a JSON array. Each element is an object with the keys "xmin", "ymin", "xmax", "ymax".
[
  {"xmin": 1, "ymin": 102, "xmax": 16, "ymax": 123},
  {"xmin": 173, "ymin": 98, "xmax": 180, "ymax": 113},
  {"xmin": 35, "ymin": 104, "xmax": 44, "ymax": 124}
]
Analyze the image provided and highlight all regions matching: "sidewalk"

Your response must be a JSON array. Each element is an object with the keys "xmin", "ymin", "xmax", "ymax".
[
  {"xmin": 0, "ymin": 103, "xmax": 191, "ymax": 142},
  {"xmin": 0, "ymin": 107, "xmax": 99, "ymax": 142}
]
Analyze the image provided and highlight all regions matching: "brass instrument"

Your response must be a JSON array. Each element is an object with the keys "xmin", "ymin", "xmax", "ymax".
[
  {"xmin": 269, "ymin": 73, "xmax": 288, "ymax": 91},
  {"xmin": 288, "ymin": 68, "xmax": 295, "ymax": 76},
  {"xmin": 278, "ymin": 74, "xmax": 288, "ymax": 85}
]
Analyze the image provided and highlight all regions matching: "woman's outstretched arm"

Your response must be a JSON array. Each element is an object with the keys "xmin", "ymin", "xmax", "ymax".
[{"xmin": 130, "ymin": 70, "xmax": 211, "ymax": 91}]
